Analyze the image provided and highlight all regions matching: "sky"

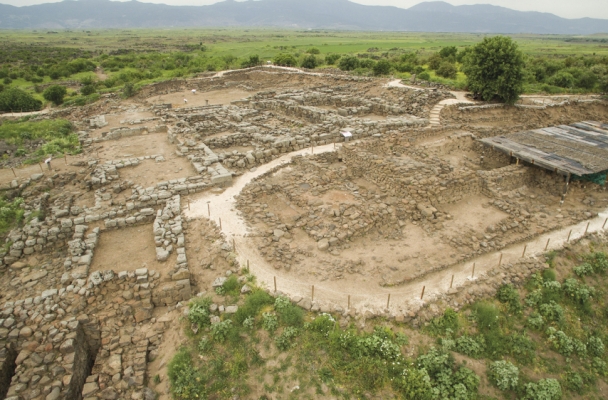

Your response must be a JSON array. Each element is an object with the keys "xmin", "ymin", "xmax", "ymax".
[{"xmin": 2, "ymin": 0, "xmax": 608, "ymax": 20}]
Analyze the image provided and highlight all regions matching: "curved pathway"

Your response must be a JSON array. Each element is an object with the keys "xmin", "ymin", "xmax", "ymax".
[{"xmin": 184, "ymin": 142, "xmax": 608, "ymax": 314}]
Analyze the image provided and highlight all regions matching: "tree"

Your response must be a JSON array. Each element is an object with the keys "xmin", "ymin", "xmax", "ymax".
[
  {"xmin": 81, "ymin": 85, "xmax": 96, "ymax": 96},
  {"xmin": 301, "ymin": 55, "xmax": 318, "ymax": 69},
  {"xmin": 373, "ymin": 60, "xmax": 392, "ymax": 76},
  {"xmin": 338, "ymin": 56, "xmax": 360, "ymax": 71},
  {"xmin": 325, "ymin": 54, "xmax": 341, "ymax": 65},
  {"xmin": 43, "ymin": 85, "xmax": 67, "ymax": 105},
  {"xmin": 241, "ymin": 55, "xmax": 261, "ymax": 68},
  {"xmin": 549, "ymin": 71, "xmax": 575, "ymax": 88},
  {"xmin": 306, "ymin": 47, "xmax": 320, "ymax": 55},
  {"xmin": 418, "ymin": 71, "xmax": 431, "ymax": 81},
  {"xmin": 427, "ymin": 53, "xmax": 443, "ymax": 70},
  {"xmin": 436, "ymin": 62, "xmax": 458, "ymax": 79},
  {"xmin": 439, "ymin": 46, "xmax": 458, "ymax": 59},
  {"xmin": 462, "ymin": 36, "xmax": 524, "ymax": 104},
  {"xmin": 601, "ymin": 77, "xmax": 608, "ymax": 93},
  {"xmin": 0, "ymin": 88, "xmax": 42, "ymax": 112},
  {"xmin": 273, "ymin": 53, "xmax": 297, "ymax": 67}
]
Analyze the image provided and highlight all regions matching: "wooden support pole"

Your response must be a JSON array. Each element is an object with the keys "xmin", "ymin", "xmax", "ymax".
[
  {"xmin": 219, "ymin": 218, "xmax": 222, "ymax": 229},
  {"xmin": 38, "ymin": 163, "xmax": 44, "ymax": 173},
  {"xmin": 387, "ymin": 294, "xmax": 391, "ymax": 309},
  {"xmin": 11, "ymin": 168, "xmax": 16, "ymax": 177},
  {"xmin": 207, "ymin": 202, "xmax": 210, "ymax": 217},
  {"xmin": 545, "ymin": 238, "xmax": 551, "ymax": 251},
  {"xmin": 64, "ymin": 153, "xmax": 67, "ymax": 165},
  {"xmin": 561, "ymin": 172, "xmax": 571, "ymax": 204},
  {"xmin": 450, "ymin": 274, "xmax": 454, "ymax": 289},
  {"xmin": 274, "ymin": 276, "xmax": 277, "ymax": 293},
  {"xmin": 312, "ymin": 285, "xmax": 315, "ymax": 301},
  {"xmin": 567, "ymin": 230, "xmax": 572, "ymax": 242},
  {"xmin": 420, "ymin": 286, "xmax": 426, "ymax": 300},
  {"xmin": 522, "ymin": 245, "xmax": 527, "ymax": 258},
  {"xmin": 585, "ymin": 222, "xmax": 590, "ymax": 235},
  {"xmin": 187, "ymin": 199, "xmax": 190, "ymax": 210},
  {"xmin": 604, "ymin": 218, "xmax": 608, "ymax": 230},
  {"xmin": 348, "ymin": 295, "xmax": 351, "ymax": 310},
  {"xmin": 498, "ymin": 253, "xmax": 503, "ymax": 267}
]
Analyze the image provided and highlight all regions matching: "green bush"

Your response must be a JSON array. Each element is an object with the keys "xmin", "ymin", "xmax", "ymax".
[
  {"xmin": 234, "ymin": 289, "xmax": 273, "ymax": 324},
  {"xmin": 273, "ymin": 53, "xmax": 297, "ymax": 67},
  {"xmin": 526, "ymin": 313, "xmax": 545, "ymax": 330},
  {"xmin": 372, "ymin": 60, "xmax": 392, "ymax": 76},
  {"xmin": 436, "ymin": 62, "xmax": 457, "ymax": 79},
  {"xmin": 564, "ymin": 371, "xmax": 584, "ymax": 394},
  {"xmin": 539, "ymin": 301, "xmax": 565, "ymax": 323},
  {"xmin": 338, "ymin": 56, "xmax": 360, "ymax": 71},
  {"xmin": 454, "ymin": 335, "xmax": 485, "ymax": 358},
  {"xmin": 306, "ymin": 47, "xmax": 320, "ymax": 55},
  {"xmin": 0, "ymin": 197, "xmax": 25, "ymax": 236},
  {"xmin": 524, "ymin": 378, "xmax": 562, "ymax": 400},
  {"xmin": 167, "ymin": 348, "xmax": 206, "ymax": 399},
  {"xmin": 497, "ymin": 284, "xmax": 522, "ymax": 313},
  {"xmin": 488, "ymin": 360, "xmax": 519, "ymax": 391},
  {"xmin": 587, "ymin": 336, "xmax": 605, "ymax": 357},
  {"xmin": 325, "ymin": 54, "xmax": 341, "ymax": 65},
  {"xmin": 187, "ymin": 297, "xmax": 213, "ymax": 329},
  {"xmin": 418, "ymin": 71, "xmax": 431, "ymax": 81},
  {"xmin": 210, "ymin": 319, "xmax": 232, "ymax": 342},
  {"xmin": 574, "ymin": 263, "xmax": 594, "ymax": 277},
  {"xmin": 222, "ymin": 275, "xmax": 240, "ymax": 294},
  {"xmin": 241, "ymin": 54, "xmax": 260, "ymax": 68},
  {"xmin": 301, "ymin": 55, "xmax": 318, "ymax": 69},
  {"xmin": 562, "ymin": 278, "xmax": 595, "ymax": 305},
  {"xmin": 80, "ymin": 85, "xmax": 96, "ymax": 96},
  {"xmin": 0, "ymin": 88, "xmax": 42, "ymax": 112},
  {"xmin": 585, "ymin": 252, "xmax": 608, "ymax": 274},
  {"xmin": 42, "ymin": 85, "xmax": 67, "ymax": 105},
  {"xmin": 275, "ymin": 327, "xmax": 299, "ymax": 350},
  {"xmin": 307, "ymin": 313, "xmax": 335, "ymax": 336},
  {"xmin": 262, "ymin": 312, "xmax": 278, "ymax": 333},
  {"xmin": 474, "ymin": 303, "xmax": 499, "ymax": 332},
  {"xmin": 123, "ymin": 82, "xmax": 136, "ymax": 98},
  {"xmin": 428, "ymin": 308, "xmax": 459, "ymax": 335}
]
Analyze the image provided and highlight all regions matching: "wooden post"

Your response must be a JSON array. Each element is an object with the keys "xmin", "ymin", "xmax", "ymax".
[
  {"xmin": 522, "ymin": 245, "xmax": 527, "ymax": 258},
  {"xmin": 472, "ymin": 263, "xmax": 476, "ymax": 279},
  {"xmin": 207, "ymin": 202, "xmax": 210, "ymax": 217},
  {"xmin": 348, "ymin": 295, "xmax": 350, "ymax": 309},
  {"xmin": 561, "ymin": 173, "xmax": 571, "ymax": 204},
  {"xmin": 567, "ymin": 230, "xmax": 572, "ymax": 242},
  {"xmin": 39, "ymin": 163, "xmax": 44, "ymax": 173},
  {"xmin": 450, "ymin": 274, "xmax": 454, "ymax": 289},
  {"xmin": 420, "ymin": 286, "xmax": 426, "ymax": 300},
  {"xmin": 187, "ymin": 199, "xmax": 190, "ymax": 210},
  {"xmin": 545, "ymin": 238, "xmax": 551, "ymax": 251},
  {"xmin": 312, "ymin": 285, "xmax": 315, "ymax": 301},
  {"xmin": 64, "ymin": 153, "xmax": 67, "ymax": 165},
  {"xmin": 603, "ymin": 218, "xmax": 608, "ymax": 230},
  {"xmin": 498, "ymin": 253, "xmax": 503, "ymax": 267},
  {"xmin": 585, "ymin": 222, "xmax": 590, "ymax": 235},
  {"xmin": 386, "ymin": 294, "xmax": 391, "ymax": 309},
  {"xmin": 219, "ymin": 218, "xmax": 222, "ymax": 229},
  {"xmin": 11, "ymin": 168, "xmax": 16, "ymax": 177},
  {"xmin": 274, "ymin": 276, "xmax": 277, "ymax": 292},
  {"xmin": 247, "ymin": 259, "xmax": 249, "ymax": 269}
]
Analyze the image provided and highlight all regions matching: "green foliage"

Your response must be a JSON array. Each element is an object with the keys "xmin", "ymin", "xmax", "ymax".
[
  {"xmin": 80, "ymin": 85, "xmax": 96, "ymax": 96},
  {"xmin": 325, "ymin": 54, "xmax": 341, "ymax": 65},
  {"xmin": 372, "ymin": 59, "xmax": 392, "ymax": 76},
  {"xmin": 197, "ymin": 337, "xmax": 211, "ymax": 354},
  {"xmin": 306, "ymin": 47, "xmax": 320, "ymax": 55},
  {"xmin": 273, "ymin": 53, "xmax": 297, "ymax": 67},
  {"xmin": 587, "ymin": 336, "xmax": 605, "ymax": 357},
  {"xmin": 474, "ymin": 303, "xmax": 499, "ymax": 332},
  {"xmin": 562, "ymin": 278, "xmax": 595, "ymax": 305},
  {"xmin": 222, "ymin": 275, "xmax": 240, "ymax": 295},
  {"xmin": 167, "ymin": 348, "xmax": 207, "ymax": 400},
  {"xmin": 539, "ymin": 301, "xmax": 565, "ymax": 323},
  {"xmin": 0, "ymin": 197, "xmax": 25, "ymax": 237},
  {"xmin": 462, "ymin": 36, "xmax": 524, "ymax": 104},
  {"xmin": 564, "ymin": 371, "xmax": 584, "ymax": 394},
  {"xmin": 262, "ymin": 312, "xmax": 278, "ymax": 333},
  {"xmin": 301, "ymin": 55, "xmax": 318, "ymax": 69},
  {"xmin": 546, "ymin": 327, "xmax": 586, "ymax": 357},
  {"xmin": 439, "ymin": 46, "xmax": 458, "ymax": 59},
  {"xmin": 187, "ymin": 297, "xmax": 213, "ymax": 329},
  {"xmin": 436, "ymin": 61, "xmax": 457, "ymax": 79},
  {"xmin": 234, "ymin": 289, "xmax": 273, "ymax": 324},
  {"xmin": 62, "ymin": 93, "xmax": 100, "ymax": 107},
  {"xmin": 307, "ymin": 313, "xmax": 335, "ymax": 336},
  {"xmin": 210, "ymin": 319, "xmax": 232, "ymax": 343},
  {"xmin": 549, "ymin": 71, "xmax": 575, "ymax": 88},
  {"xmin": 418, "ymin": 71, "xmax": 431, "ymax": 81},
  {"xmin": 241, "ymin": 54, "xmax": 260, "ymax": 68},
  {"xmin": 497, "ymin": 284, "xmax": 522, "ymax": 313},
  {"xmin": 123, "ymin": 82, "xmax": 135, "ymax": 98},
  {"xmin": 524, "ymin": 378, "xmax": 562, "ymax": 400},
  {"xmin": 0, "ymin": 88, "xmax": 42, "ymax": 112},
  {"xmin": 454, "ymin": 335, "xmax": 485, "ymax": 358},
  {"xmin": 488, "ymin": 360, "xmax": 519, "ymax": 391},
  {"xmin": 584, "ymin": 252, "xmax": 608, "ymax": 274},
  {"xmin": 0, "ymin": 118, "xmax": 78, "ymax": 161},
  {"xmin": 416, "ymin": 348, "xmax": 479, "ymax": 399},
  {"xmin": 242, "ymin": 316, "xmax": 254, "ymax": 329},
  {"xmin": 42, "ymin": 85, "xmax": 67, "ymax": 105},
  {"xmin": 574, "ymin": 263, "xmax": 595, "ymax": 277},
  {"xmin": 527, "ymin": 313, "xmax": 545, "ymax": 330},
  {"xmin": 428, "ymin": 308, "xmax": 460, "ymax": 335},
  {"xmin": 275, "ymin": 327, "xmax": 299, "ymax": 350},
  {"xmin": 338, "ymin": 55, "xmax": 360, "ymax": 71}
]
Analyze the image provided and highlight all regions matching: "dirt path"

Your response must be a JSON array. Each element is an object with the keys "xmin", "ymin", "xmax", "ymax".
[
  {"xmin": 0, "ymin": 109, "xmax": 49, "ymax": 118},
  {"xmin": 184, "ymin": 143, "xmax": 608, "ymax": 314}
]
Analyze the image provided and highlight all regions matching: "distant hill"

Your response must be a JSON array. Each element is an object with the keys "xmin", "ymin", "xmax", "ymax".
[{"xmin": 1, "ymin": 0, "xmax": 607, "ymax": 34}]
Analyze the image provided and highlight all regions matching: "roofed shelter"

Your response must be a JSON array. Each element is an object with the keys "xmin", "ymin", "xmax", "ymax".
[{"xmin": 479, "ymin": 121, "xmax": 608, "ymax": 202}]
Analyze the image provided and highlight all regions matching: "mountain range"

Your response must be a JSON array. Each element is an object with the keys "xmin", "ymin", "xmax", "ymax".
[{"xmin": 1, "ymin": 0, "xmax": 607, "ymax": 34}]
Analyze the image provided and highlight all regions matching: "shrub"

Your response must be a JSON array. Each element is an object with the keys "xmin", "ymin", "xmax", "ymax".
[
  {"xmin": 428, "ymin": 308, "xmax": 459, "ymax": 335},
  {"xmin": 275, "ymin": 327, "xmax": 299, "ymax": 350},
  {"xmin": 524, "ymin": 378, "xmax": 562, "ymax": 400},
  {"xmin": 278, "ymin": 303, "xmax": 304, "ymax": 327},
  {"xmin": 197, "ymin": 337, "xmax": 211, "ymax": 354},
  {"xmin": 525, "ymin": 289, "xmax": 543, "ymax": 307},
  {"xmin": 301, "ymin": 55, "xmax": 318, "ymax": 69},
  {"xmin": 210, "ymin": 319, "xmax": 232, "ymax": 342},
  {"xmin": 80, "ymin": 85, "xmax": 96, "ymax": 96},
  {"xmin": 187, "ymin": 297, "xmax": 213, "ymax": 329},
  {"xmin": 526, "ymin": 313, "xmax": 545, "ymax": 330},
  {"xmin": 325, "ymin": 54, "xmax": 341, "ymax": 65},
  {"xmin": 338, "ymin": 56, "xmax": 360, "ymax": 71},
  {"xmin": 0, "ymin": 197, "xmax": 25, "ymax": 236},
  {"xmin": 262, "ymin": 312, "xmax": 278, "ymax": 333},
  {"xmin": 0, "ymin": 88, "xmax": 42, "ymax": 112},
  {"xmin": 123, "ymin": 82, "xmax": 135, "ymax": 98},
  {"xmin": 497, "ymin": 284, "xmax": 522, "ymax": 313},
  {"xmin": 565, "ymin": 371, "xmax": 584, "ymax": 394},
  {"xmin": 273, "ymin": 53, "xmax": 297, "ymax": 67},
  {"xmin": 574, "ymin": 263, "xmax": 594, "ymax": 277},
  {"xmin": 587, "ymin": 336, "xmax": 605, "ymax": 357},
  {"xmin": 562, "ymin": 278, "xmax": 595, "ymax": 304},
  {"xmin": 436, "ymin": 62, "xmax": 457, "ymax": 79},
  {"xmin": 539, "ymin": 301, "xmax": 564, "ymax": 323},
  {"xmin": 372, "ymin": 60, "xmax": 392, "ymax": 76},
  {"xmin": 307, "ymin": 47, "xmax": 320, "ymax": 54},
  {"xmin": 307, "ymin": 313, "xmax": 335, "ymax": 336},
  {"xmin": 0, "ymin": 84, "xmax": 4, "ymax": 93},
  {"xmin": 474, "ymin": 303, "xmax": 499, "ymax": 333},
  {"xmin": 222, "ymin": 275, "xmax": 239, "ymax": 294},
  {"xmin": 418, "ymin": 71, "xmax": 431, "ymax": 81},
  {"xmin": 549, "ymin": 71, "xmax": 575, "ymax": 88},
  {"xmin": 241, "ymin": 54, "xmax": 260, "ymax": 68},
  {"xmin": 234, "ymin": 289, "xmax": 273, "ymax": 324},
  {"xmin": 488, "ymin": 360, "xmax": 519, "ymax": 391},
  {"xmin": 167, "ymin": 348, "xmax": 206, "ymax": 399},
  {"xmin": 439, "ymin": 46, "xmax": 458, "ymax": 59},
  {"xmin": 585, "ymin": 252, "xmax": 608, "ymax": 273},
  {"xmin": 454, "ymin": 335, "xmax": 485, "ymax": 358},
  {"xmin": 242, "ymin": 316, "xmax": 254, "ymax": 329},
  {"xmin": 546, "ymin": 327, "xmax": 586, "ymax": 357},
  {"xmin": 42, "ymin": 85, "xmax": 67, "ymax": 105}
]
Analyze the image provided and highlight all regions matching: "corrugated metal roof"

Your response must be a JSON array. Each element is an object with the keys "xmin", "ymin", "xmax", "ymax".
[{"xmin": 479, "ymin": 121, "xmax": 608, "ymax": 176}]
